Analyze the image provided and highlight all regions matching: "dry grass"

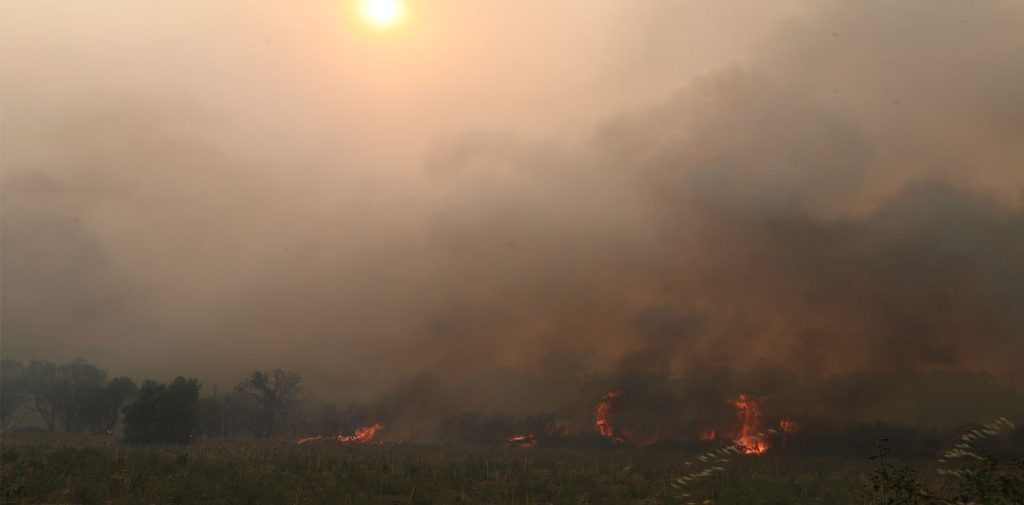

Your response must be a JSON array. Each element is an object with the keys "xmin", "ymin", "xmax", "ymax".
[{"xmin": 1, "ymin": 435, "xmax": 875, "ymax": 504}]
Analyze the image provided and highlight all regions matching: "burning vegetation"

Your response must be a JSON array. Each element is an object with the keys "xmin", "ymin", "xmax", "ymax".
[
  {"xmin": 731, "ymin": 394, "xmax": 768, "ymax": 455},
  {"xmin": 593, "ymin": 390, "xmax": 620, "ymax": 439},
  {"xmin": 429, "ymin": 387, "xmax": 805, "ymax": 453},
  {"xmin": 297, "ymin": 423, "xmax": 384, "ymax": 445},
  {"xmin": 594, "ymin": 390, "xmax": 635, "ymax": 442},
  {"xmin": 287, "ymin": 388, "xmax": 805, "ymax": 454},
  {"xmin": 507, "ymin": 434, "xmax": 538, "ymax": 448}
]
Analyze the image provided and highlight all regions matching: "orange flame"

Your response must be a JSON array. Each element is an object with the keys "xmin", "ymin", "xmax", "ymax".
[
  {"xmin": 338, "ymin": 423, "xmax": 384, "ymax": 443},
  {"xmin": 731, "ymin": 394, "xmax": 768, "ymax": 455},
  {"xmin": 699, "ymin": 428, "xmax": 717, "ymax": 441},
  {"xmin": 297, "ymin": 423, "xmax": 384, "ymax": 445},
  {"xmin": 507, "ymin": 434, "xmax": 537, "ymax": 448},
  {"xmin": 594, "ymin": 390, "xmax": 625, "ymax": 440}
]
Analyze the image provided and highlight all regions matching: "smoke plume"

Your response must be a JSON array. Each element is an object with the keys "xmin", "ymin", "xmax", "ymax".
[{"xmin": 2, "ymin": 1, "xmax": 1022, "ymax": 433}]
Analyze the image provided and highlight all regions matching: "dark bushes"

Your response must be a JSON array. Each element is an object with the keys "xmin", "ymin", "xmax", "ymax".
[{"xmin": 123, "ymin": 377, "xmax": 200, "ymax": 444}]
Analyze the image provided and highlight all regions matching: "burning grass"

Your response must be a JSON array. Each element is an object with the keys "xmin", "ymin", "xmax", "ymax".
[
  {"xmin": 593, "ymin": 390, "xmax": 624, "ymax": 441},
  {"xmin": 296, "ymin": 423, "xmax": 384, "ymax": 445}
]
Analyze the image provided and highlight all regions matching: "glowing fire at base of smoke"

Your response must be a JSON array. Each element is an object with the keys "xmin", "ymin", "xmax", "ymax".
[
  {"xmin": 699, "ymin": 428, "xmax": 716, "ymax": 441},
  {"xmin": 594, "ymin": 390, "xmax": 631, "ymax": 441},
  {"xmin": 737, "ymin": 434, "xmax": 769, "ymax": 455},
  {"xmin": 297, "ymin": 423, "xmax": 384, "ymax": 445},
  {"xmin": 732, "ymin": 394, "xmax": 768, "ymax": 455}
]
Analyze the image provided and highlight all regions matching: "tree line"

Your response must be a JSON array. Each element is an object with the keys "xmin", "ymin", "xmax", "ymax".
[{"xmin": 1, "ymin": 358, "xmax": 305, "ymax": 444}]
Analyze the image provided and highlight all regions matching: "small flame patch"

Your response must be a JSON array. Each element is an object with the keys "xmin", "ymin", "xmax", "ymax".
[
  {"xmin": 507, "ymin": 434, "xmax": 537, "ymax": 448},
  {"xmin": 297, "ymin": 423, "xmax": 384, "ymax": 445}
]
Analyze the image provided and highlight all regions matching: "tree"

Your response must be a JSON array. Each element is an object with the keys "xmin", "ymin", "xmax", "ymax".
[
  {"xmin": 123, "ymin": 377, "xmax": 200, "ymax": 444},
  {"xmin": 221, "ymin": 389, "xmax": 251, "ymax": 438},
  {"xmin": 22, "ymin": 359, "xmax": 112, "ymax": 433},
  {"xmin": 94, "ymin": 377, "xmax": 137, "ymax": 434},
  {"xmin": 233, "ymin": 369, "xmax": 303, "ymax": 438},
  {"xmin": 57, "ymin": 359, "xmax": 107, "ymax": 433},
  {"xmin": 197, "ymin": 395, "xmax": 225, "ymax": 438},
  {"xmin": 1, "ymin": 359, "xmax": 28, "ymax": 430},
  {"xmin": 23, "ymin": 360, "xmax": 61, "ymax": 431},
  {"xmin": 19, "ymin": 359, "xmax": 134, "ymax": 434}
]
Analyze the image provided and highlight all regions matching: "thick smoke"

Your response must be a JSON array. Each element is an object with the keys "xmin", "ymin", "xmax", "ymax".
[{"xmin": 2, "ymin": 1, "xmax": 1022, "ymax": 434}]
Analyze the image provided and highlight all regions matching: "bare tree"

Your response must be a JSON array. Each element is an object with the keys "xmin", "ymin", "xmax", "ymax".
[{"xmin": 21, "ymin": 359, "xmax": 126, "ymax": 433}]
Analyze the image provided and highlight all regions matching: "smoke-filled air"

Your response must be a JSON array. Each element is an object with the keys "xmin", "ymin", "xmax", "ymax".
[{"xmin": 2, "ymin": 3, "xmax": 1023, "ymax": 498}]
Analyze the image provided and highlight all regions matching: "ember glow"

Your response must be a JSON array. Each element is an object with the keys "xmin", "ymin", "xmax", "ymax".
[
  {"xmin": 699, "ymin": 428, "xmax": 716, "ymax": 441},
  {"xmin": 731, "ymin": 394, "xmax": 768, "ymax": 455},
  {"xmin": 594, "ymin": 390, "xmax": 624, "ymax": 440},
  {"xmin": 297, "ymin": 423, "xmax": 384, "ymax": 445},
  {"xmin": 779, "ymin": 418, "xmax": 801, "ymax": 434},
  {"xmin": 507, "ymin": 434, "xmax": 537, "ymax": 448}
]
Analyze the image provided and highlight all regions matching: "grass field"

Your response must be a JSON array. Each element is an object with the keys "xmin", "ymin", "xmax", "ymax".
[
  {"xmin": 0, "ymin": 435, "xmax": 881, "ymax": 504},
  {"xmin": 5, "ymin": 433, "xmax": 1021, "ymax": 504}
]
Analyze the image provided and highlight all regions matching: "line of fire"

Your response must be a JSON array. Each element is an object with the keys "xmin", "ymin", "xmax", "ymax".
[{"xmin": 295, "ymin": 391, "xmax": 801, "ymax": 455}]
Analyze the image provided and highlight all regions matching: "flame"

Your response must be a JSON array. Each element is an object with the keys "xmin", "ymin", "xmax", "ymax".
[
  {"xmin": 731, "ymin": 394, "xmax": 768, "ymax": 455},
  {"xmin": 594, "ymin": 390, "xmax": 627, "ymax": 440},
  {"xmin": 699, "ymin": 428, "xmax": 716, "ymax": 441},
  {"xmin": 297, "ymin": 423, "xmax": 384, "ymax": 445},
  {"xmin": 337, "ymin": 423, "xmax": 384, "ymax": 443},
  {"xmin": 507, "ymin": 434, "xmax": 537, "ymax": 448},
  {"xmin": 779, "ymin": 418, "xmax": 801, "ymax": 434}
]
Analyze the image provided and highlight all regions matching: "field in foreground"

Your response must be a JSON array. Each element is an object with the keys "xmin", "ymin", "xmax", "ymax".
[{"xmin": 0, "ymin": 435, "xmax": 883, "ymax": 505}]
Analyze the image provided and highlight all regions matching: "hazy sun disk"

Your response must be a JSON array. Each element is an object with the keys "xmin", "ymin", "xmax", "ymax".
[{"xmin": 361, "ymin": 0, "xmax": 405, "ymax": 28}]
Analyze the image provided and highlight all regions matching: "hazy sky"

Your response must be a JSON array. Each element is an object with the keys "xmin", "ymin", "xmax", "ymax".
[{"xmin": 2, "ymin": 0, "xmax": 1022, "ymax": 408}]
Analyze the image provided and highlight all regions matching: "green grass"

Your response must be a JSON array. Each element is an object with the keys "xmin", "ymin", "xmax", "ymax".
[{"xmin": 1, "ymin": 435, "xmax": 878, "ymax": 504}]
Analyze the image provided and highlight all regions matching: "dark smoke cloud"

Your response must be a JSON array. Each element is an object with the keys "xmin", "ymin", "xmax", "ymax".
[{"xmin": 2, "ymin": 1, "xmax": 1022, "ymax": 431}]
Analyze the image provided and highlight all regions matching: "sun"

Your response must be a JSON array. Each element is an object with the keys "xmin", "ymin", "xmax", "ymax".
[{"xmin": 360, "ymin": 0, "xmax": 406, "ymax": 28}]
